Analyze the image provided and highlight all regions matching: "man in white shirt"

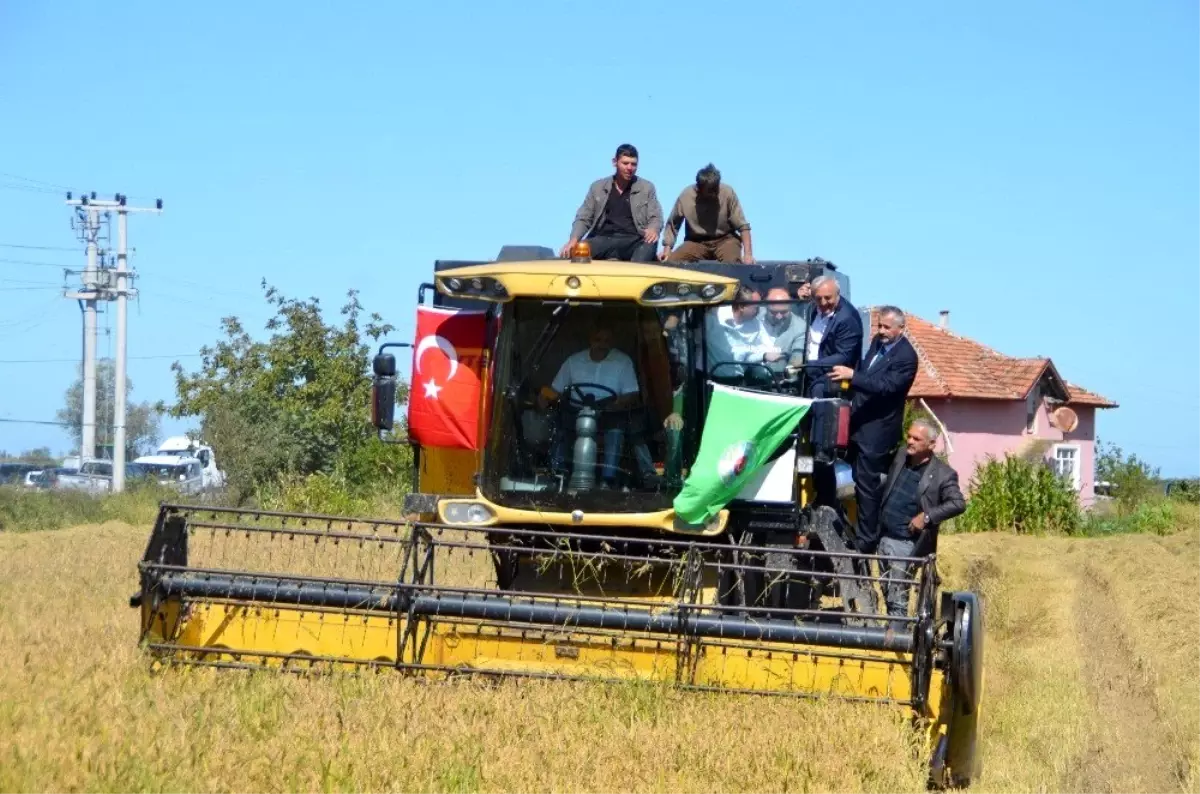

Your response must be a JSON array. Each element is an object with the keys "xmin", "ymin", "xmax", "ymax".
[
  {"xmin": 703, "ymin": 286, "xmax": 763, "ymax": 375},
  {"xmin": 540, "ymin": 323, "xmax": 647, "ymax": 487}
]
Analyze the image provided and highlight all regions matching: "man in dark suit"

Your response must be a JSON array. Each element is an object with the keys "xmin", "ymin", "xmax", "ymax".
[
  {"xmin": 800, "ymin": 276, "xmax": 864, "ymax": 398},
  {"xmin": 801, "ymin": 276, "xmax": 864, "ymax": 511},
  {"xmin": 828, "ymin": 305, "xmax": 918, "ymax": 553},
  {"xmin": 872, "ymin": 418, "xmax": 966, "ymax": 617}
]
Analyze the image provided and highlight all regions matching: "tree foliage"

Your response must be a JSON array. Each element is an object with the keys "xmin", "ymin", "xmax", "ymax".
[
  {"xmin": 55, "ymin": 358, "xmax": 161, "ymax": 458},
  {"xmin": 954, "ymin": 452, "xmax": 1082, "ymax": 535},
  {"xmin": 1095, "ymin": 439, "xmax": 1160, "ymax": 514},
  {"xmin": 161, "ymin": 282, "xmax": 409, "ymax": 504}
]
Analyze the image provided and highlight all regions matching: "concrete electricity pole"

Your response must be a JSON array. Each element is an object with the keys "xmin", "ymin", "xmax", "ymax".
[
  {"xmin": 65, "ymin": 192, "xmax": 162, "ymax": 492},
  {"xmin": 65, "ymin": 195, "xmax": 108, "ymax": 461}
]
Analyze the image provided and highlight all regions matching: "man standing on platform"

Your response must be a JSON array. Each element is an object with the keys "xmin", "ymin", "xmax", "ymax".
[{"xmin": 828, "ymin": 305, "xmax": 918, "ymax": 553}]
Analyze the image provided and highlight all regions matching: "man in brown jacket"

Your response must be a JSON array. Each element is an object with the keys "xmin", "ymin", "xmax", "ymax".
[
  {"xmin": 559, "ymin": 144, "xmax": 663, "ymax": 263},
  {"xmin": 659, "ymin": 164, "xmax": 755, "ymax": 264}
]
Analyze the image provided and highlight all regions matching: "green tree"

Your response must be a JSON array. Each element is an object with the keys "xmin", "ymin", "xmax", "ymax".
[
  {"xmin": 19, "ymin": 447, "xmax": 55, "ymax": 465},
  {"xmin": 56, "ymin": 358, "xmax": 161, "ymax": 459},
  {"xmin": 1095, "ymin": 439, "xmax": 1160, "ymax": 514},
  {"xmin": 160, "ymin": 282, "xmax": 408, "ymax": 503}
]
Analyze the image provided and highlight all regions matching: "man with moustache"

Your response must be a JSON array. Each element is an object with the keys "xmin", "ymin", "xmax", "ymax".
[{"xmin": 828, "ymin": 305, "xmax": 919, "ymax": 553}]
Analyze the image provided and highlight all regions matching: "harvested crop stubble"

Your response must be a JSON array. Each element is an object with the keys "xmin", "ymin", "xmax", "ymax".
[
  {"xmin": 0, "ymin": 522, "xmax": 925, "ymax": 793},
  {"xmin": 2, "ymin": 521, "xmax": 1196, "ymax": 793}
]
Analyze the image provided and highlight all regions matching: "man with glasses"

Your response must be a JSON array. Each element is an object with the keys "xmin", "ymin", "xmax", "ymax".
[{"xmin": 759, "ymin": 287, "xmax": 807, "ymax": 375}]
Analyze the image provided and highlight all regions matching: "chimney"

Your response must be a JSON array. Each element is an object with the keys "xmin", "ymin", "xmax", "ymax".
[{"xmin": 938, "ymin": 310, "xmax": 950, "ymax": 330}]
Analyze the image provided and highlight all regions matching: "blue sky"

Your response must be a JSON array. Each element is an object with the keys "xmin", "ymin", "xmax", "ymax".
[{"xmin": 1, "ymin": 1, "xmax": 1196, "ymax": 475}]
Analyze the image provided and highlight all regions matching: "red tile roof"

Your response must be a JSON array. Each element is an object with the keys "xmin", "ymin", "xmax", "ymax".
[{"xmin": 867, "ymin": 309, "xmax": 1118, "ymax": 408}]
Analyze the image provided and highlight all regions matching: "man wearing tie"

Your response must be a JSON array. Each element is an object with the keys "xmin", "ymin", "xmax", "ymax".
[
  {"xmin": 829, "ymin": 306, "xmax": 918, "ymax": 553},
  {"xmin": 800, "ymin": 275, "xmax": 863, "ymax": 397}
]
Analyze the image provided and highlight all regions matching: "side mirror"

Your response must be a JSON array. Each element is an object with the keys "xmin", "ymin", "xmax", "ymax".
[
  {"xmin": 372, "ymin": 376, "xmax": 397, "ymax": 431},
  {"xmin": 373, "ymin": 353, "xmax": 397, "ymax": 377}
]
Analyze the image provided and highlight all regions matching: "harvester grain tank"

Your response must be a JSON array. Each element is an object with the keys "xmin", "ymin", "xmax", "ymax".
[{"xmin": 131, "ymin": 244, "xmax": 984, "ymax": 788}]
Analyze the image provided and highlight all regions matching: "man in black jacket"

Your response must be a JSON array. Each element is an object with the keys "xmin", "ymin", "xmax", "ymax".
[
  {"xmin": 873, "ymin": 418, "xmax": 966, "ymax": 616},
  {"xmin": 829, "ymin": 305, "xmax": 918, "ymax": 552},
  {"xmin": 801, "ymin": 275, "xmax": 863, "ymax": 397}
]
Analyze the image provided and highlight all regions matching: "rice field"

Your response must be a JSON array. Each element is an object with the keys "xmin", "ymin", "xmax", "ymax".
[{"xmin": 1, "ymin": 519, "xmax": 1196, "ymax": 792}]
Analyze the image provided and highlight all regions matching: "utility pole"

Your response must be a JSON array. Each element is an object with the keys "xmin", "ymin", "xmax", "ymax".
[
  {"xmin": 65, "ymin": 195, "xmax": 107, "ymax": 462},
  {"xmin": 65, "ymin": 192, "xmax": 162, "ymax": 492}
]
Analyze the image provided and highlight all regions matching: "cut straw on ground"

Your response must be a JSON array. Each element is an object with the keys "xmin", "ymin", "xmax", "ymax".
[{"xmin": 1, "ymin": 521, "xmax": 1196, "ymax": 792}]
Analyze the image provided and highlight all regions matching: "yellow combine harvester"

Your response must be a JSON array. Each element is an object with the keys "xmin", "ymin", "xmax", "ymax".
[{"xmin": 131, "ymin": 245, "xmax": 983, "ymax": 788}]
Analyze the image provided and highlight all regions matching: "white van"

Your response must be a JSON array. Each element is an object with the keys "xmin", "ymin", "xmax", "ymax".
[
  {"xmin": 132, "ymin": 455, "xmax": 205, "ymax": 495},
  {"xmin": 154, "ymin": 436, "xmax": 226, "ymax": 490}
]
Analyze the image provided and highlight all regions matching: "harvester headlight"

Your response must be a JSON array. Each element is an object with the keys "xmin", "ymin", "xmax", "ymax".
[
  {"xmin": 446, "ymin": 278, "xmax": 463, "ymax": 291},
  {"xmin": 566, "ymin": 275, "xmax": 581, "ymax": 289},
  {"xmin": 700, "ymin": 283, "xmax": 720, "ymax": 299},
  {"xmin": 442, "ymin": 501, "xmax": 497, "ymax": 525},
  {"xmin": 649, "ymin": 284, "xmax": 665, "ymax": 298},
  {"xmin": 676, "ymin": 283, "xmax": 692, "ymax": 296}
]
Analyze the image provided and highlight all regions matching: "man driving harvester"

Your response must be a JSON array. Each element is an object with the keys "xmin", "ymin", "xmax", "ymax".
[{"xmin": 538, "ymin": 321, "xmax": 658, "ymax": 489}]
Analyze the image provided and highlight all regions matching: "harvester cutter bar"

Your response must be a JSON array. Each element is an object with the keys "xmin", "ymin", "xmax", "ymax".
[{"xmin": 144, "ymin": 642, "xmax": 912, "ymax": 707}]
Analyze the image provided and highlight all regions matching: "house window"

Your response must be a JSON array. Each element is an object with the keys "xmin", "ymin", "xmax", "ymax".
[
  {"xmin": 1026, "ymin": 388, "xmax": 1040, "ymax": 434},
  {"xmin": 1052, "ymin": 444, "xmax": 1081, "ymax": 490}
]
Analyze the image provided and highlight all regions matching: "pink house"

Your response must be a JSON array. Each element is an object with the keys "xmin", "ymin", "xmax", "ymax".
[{"xmin": 872, "ymin": 309, "xmax": 1118, "ymax": 507}]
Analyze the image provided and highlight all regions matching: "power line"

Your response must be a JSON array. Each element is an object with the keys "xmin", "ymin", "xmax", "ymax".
[
  {"xmin": 0, "ymin": 182, "xmax": 62, "ymax": 195},
  {"xmin": 0, "ymin": 242, "xmax": 78, "ymax": 252},
  {"xmin": 0, "ymin": 257, "xmax": 74, "ymax": 269},
  {"xmin": 0, "ymin": 418, "xmax": 72, "ymax": 427},
  {"xmin": 0, "ymin": 171, "xmax": 70, "ymax": 191},
  {"xmin": 0, "ymin": 353, "xmax": 203, "ymax": 364}
]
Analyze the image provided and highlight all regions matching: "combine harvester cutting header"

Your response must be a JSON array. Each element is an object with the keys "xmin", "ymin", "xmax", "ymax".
[{"xmin": 131, "ymin": 244, "xmax": 984, "ymax": 788}]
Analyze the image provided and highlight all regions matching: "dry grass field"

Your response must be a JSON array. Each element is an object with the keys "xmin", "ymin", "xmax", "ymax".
[{"xmin": 1, "ymin": 518, "xmax": 1196, "ymax": 793}]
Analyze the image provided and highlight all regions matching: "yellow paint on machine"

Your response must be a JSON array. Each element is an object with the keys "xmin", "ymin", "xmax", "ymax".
[
  {"xmin": 437, "ymin": 493, "xmax": 730, "ymax": 536},
  {"xmin": 435, "ymin": 261, "xmax": 740, "ymax": 305},
  {"xmin": 144, "ymin": 601, "xmax": 934, "ymax": 711},
  {"xmin": 418, "ymin": 446, "xmax": 477, "ymax": 497}
]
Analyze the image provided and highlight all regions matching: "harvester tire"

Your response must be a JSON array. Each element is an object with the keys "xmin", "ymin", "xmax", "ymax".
[{"xmin": 938, "ymin": 590, "xmax": 984, "ymax": 788}]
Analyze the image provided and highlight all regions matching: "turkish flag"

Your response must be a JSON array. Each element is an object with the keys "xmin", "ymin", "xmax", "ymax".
[{"xmin": 407, "ymin": 306, "xmax": 489, "ymax": 450}]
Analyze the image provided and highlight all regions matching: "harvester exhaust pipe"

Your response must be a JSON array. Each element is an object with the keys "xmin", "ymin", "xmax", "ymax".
[{"xmin": 568, "ymin": 404, "xmax": 599, "ymax": 491}]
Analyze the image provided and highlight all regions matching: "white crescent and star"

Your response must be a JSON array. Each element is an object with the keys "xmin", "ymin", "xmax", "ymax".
[
  {"xmin": 415, "ymin": 334, "xmax": 459, "ymax": 380},
  {"xmin": 415, "ymin": 334, "xmax": 459, "ymax": 401}
]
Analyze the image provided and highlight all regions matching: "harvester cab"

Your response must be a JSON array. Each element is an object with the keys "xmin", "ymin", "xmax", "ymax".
[{"xmin": 132, "ymin": 244, "xmax": 984, "ymax": 789}]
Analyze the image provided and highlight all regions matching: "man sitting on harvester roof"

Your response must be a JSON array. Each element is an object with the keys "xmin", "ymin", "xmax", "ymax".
[
  {"xmin": 660, "ymin": 163, "xmax": 755, "ymax": 265},
  {"xmin": 559, "ymin": 143, "xmax": 663, "ymax": 263},
  {"xmin": 538, "ymin": 320, "xmax": 660, "ymax": 490}
]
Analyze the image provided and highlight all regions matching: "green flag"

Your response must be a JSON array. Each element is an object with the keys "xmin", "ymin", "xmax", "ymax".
[{"xmin": 673, "ymin": 383, "xmax": 813, "ymax": 526}]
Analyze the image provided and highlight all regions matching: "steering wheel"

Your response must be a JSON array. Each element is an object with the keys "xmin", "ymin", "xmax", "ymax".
[
  {"xmin": 709, "ymin": 361, "xmax": 777, "ymax": 386},
  {"xmin": 563, "ymin": 383, "xmax": 619, "ymax": 411}
]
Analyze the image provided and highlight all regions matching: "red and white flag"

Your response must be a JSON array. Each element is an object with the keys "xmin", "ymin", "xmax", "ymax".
[{"xmin": 407, "ymin": 306, "xmax": 489, "ymax": 450}]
